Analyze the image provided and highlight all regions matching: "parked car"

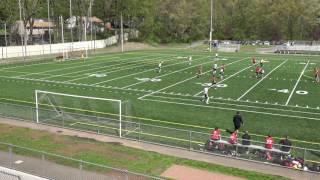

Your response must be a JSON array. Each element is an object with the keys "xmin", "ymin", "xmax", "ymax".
[{"xmin": 263, "ymin": 41, "xmax": 270, "ymax": 46}]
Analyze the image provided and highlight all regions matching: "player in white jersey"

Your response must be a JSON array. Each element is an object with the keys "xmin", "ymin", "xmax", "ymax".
[
  {"xmin": 158, "ymin": 61, "xmax": 163, "ymax": 73},
  {"xmin": 188, "ymin": 56, "xmax": 192, "ymax": 65},
  {"xmin": 201, "ymin": 86, "xmax": 209, "ymax": 104}
]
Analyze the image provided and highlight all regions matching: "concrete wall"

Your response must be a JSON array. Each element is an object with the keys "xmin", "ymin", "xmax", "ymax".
[{"xmin": 0, "ymin": 33, "xmax": 128, "ymax": 59}]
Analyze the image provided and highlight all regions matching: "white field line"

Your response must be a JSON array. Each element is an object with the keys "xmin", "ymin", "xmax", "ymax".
[
  {"xmin": 237, "ymin": 59, "xmax": 288, "ymax": 101},
  {"xmin": 140, "ymin": 97, "xmax": 320, "ymax": 122},
  {"xmin": 121, "ymin": 56, "xmax": 211, "ymax": 89},
  {"xmin": 2, "ymin": 73, "xmax": 320, "ymax": 113},
  {"xmin": 285, "ymin": 61, "xmax": 310, "ymax": 106},
  {"xmin": 0, "ymin": 69, "xmax": 64, "ymax": 77},
  {"xmin": 43, "ymin": 55, "xmax": 171, "ymax": 81},
  {"xmin": 65, "ymin": 56, "xmax": 177, "ymax": 83},
  {"xmin": 193, "ymin": 64, "xmax": 255, "ymax": 96},
  {"xmin": 90, "ymin": 56, "xmax": 210, "ymax": 86},
  {"xmin": 138, "ymin": 57, "xmax": 250, "ymax": 99},
  {"xmin": 15, "ymin": 53, "xmax": 163, "ymax": 78},
  {"xmin": 149, "ymin": 94, "xmax": 320, "ymax": 118}
]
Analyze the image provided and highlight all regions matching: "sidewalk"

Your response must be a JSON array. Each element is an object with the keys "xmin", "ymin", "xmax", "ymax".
[{"xmin": 0, "ymin": 117, "xmax": 319, "ymax": 180}]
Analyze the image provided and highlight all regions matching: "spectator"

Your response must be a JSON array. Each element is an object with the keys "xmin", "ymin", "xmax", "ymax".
[
  {"xmin": 279, "ymin": 136, "xmax": 292, "ymax": 152},
  {"xmin": 233, "ymin": 111, "xmax": 244, "ymax": 131},
  {"xmin": 210, "ymin": 127, "xmax": 221, "ymax": 141},
  {"xmin": 265, "ymin": 134, "xmax": 274, "ymax": 149},
  {"xmin": 229, "ymin": 130, "xmax": 238, "ymax": 144},
  {"xmin": 242, "ymin": 131, "xmax": 251, "ymax": 146}
]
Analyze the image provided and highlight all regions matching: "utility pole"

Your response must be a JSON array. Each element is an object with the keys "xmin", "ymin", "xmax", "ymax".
[
  {"xmin": 47, "ymin": 0, "xmax": 52, "ymax": 54},
  {"xmin": 209, "ymin": 0, "xmax": 213, "ymax": 52},
  {"xmin": 121, "ymin": 12, "xmax": 124, "ymax": 53},
  {"xmin": 18, "ymin": 0, "xmax": 25, "ymax": 60}
]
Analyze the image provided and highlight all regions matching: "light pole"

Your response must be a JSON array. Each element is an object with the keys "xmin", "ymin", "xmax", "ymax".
[{"xmin": 209, "ymin": 0, "xmax": 213, "ymax": 52}]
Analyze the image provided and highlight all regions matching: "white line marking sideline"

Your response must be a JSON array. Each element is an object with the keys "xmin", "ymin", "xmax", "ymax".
[{"xmin": 285, "ymin": 61, "xmax": 310, "ymax": 106}]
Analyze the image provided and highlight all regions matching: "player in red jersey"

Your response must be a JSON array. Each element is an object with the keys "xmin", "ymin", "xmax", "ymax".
[
  {"xmin": 229, "ymin": 130, "xmax": 238, "ymax": 144},
  {"xmin": 211, "ymin": 127, "xmax": 221, "ymax": 141},
  {"xmin": 265, "ymin": 135, "xmax": 274, "ymax": 149}
]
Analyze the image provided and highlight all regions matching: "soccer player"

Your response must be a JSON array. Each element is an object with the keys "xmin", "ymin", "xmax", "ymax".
[
  {"xmin": 211, "ymin": 127, "xmax": 221, "ymax": 141},
  {"xmin": 158, "ymin": 61, "xmax": 163, "ymax": 73},
  {"xmin": 315, "ymin": 68, "xmax": 320, "ymax": 83},
  {"xmin": 197, "ymin": 64, "xmax": 203, "ymax": 78},
  {"xmin": 201, "ymin": 86, "xmax": 210, "ymax": 104},
  {"xmin": 252, "ymin": 56, "xmax": 257, "ymax": 65},
  {"xmin": 215, "ymin": 53, "xmax": 219, "ymax": 60},
  {"xmin": 219, "ymin": 64, "xmax": 225, "ymax": 80},
  {"xmin": 256, "ymin": 66, "xmax": 263, "ymax": 78},
  {"xmin": 265, "ymin": 135, "xmax": 274, "ymax": 149},
  {"xmin": 229, "ymin": 130, "xmax": 238, "ymax": 144},
  {"xmin": 212, "ymin": 67, "xmax": 217, "ymax": 85},
  {"xmin": 188, "ymin": 56, "xmax": 192, "ymax": 65},
  {"xmin": 260, "ymin": 58, "xmax": 264, "ymax": 67}
]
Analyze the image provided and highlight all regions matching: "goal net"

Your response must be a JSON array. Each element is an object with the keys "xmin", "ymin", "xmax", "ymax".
[
  {"xmin": 56, "ymin": 47, "xmax": 88, "ymax": 61},
  {"xmin": 217, "ymin": 44, "xmax": 240, "ymax": 52},
  {"xmin": 35, "ymin": 90, "xmax": 126, "ymax": 137}
]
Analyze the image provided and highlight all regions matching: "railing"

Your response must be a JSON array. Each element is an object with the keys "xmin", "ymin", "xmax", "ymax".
[
  {"xmin": 0, "ymin": 102, "xmax": 319, "ymax": 174},
  {"xmin": 0, "ymin": 170, "xmax": 21, "ymax": 180},
  {"xmin": 0, "ymin": 142, "xmax": 163, "ymax": 180}
]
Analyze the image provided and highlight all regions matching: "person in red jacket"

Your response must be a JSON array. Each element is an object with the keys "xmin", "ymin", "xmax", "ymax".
[
  {"xmin": 211, "ymin": 127, "xmax": 221, "ymax": 141},
  {"xmin": 265, "ymin": 135, "xmax": 274, "ymax": 149},
  {"xmin": 252, "ymin": 57, "xmax": 257, "ymax": 65},
  {"xmin": 229, "ymin": 130, "xmax": 238, "ymax": 144}
]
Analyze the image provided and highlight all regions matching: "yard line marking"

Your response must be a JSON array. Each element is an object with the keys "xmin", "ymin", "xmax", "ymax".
[
  {"xmin": 138, "ymin": 57, "xmax": 250, "ymax": 100},
  {"xmin": 141, "ymin": 97, "xmax": 320, "ymax": 122},
  {"xmin": 285, "ymin": 61, "xmax": 310, "ymax": 106},
  {"xmin": 14, "ymin": 53, "xmax": 164, "ymax": 78},
  {"xmin": 65, "ymin": 56, "xmax": 177, "ymax": 82},
  {"xmin": 193, "ymin": 64, "xmax": 255, "ymax": 96},
  {"xmin": 121, "ymin": 57, "xmax": 211, "ymax": 89},
  {"xmin": 90, "ymin": 56, "xmax": 209, "ymax": 86},
  {"xmin": 237, "ymin": 59, "xmax": 288, "ymax": 101}
]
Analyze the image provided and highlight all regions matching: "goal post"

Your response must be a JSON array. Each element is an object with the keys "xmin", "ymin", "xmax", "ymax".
[{"xmin": 35, "ymin": 90, "xmax": 123, "ymax": 137}]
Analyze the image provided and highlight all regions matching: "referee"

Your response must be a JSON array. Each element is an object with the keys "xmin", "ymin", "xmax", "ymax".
[{"xmin": 233, "ymin": 111, "xmax": 244, "ymax": 131}]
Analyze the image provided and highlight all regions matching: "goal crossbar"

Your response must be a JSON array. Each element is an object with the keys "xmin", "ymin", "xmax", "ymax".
[{"xmin": 35, "ymin": 90, "xmax": 123, "ymax": 137}]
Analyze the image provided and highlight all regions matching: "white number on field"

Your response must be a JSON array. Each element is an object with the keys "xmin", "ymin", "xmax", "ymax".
[
  {"xmin": 269, "ymin": 89, "xmax": 308, "ymax": 95},
  {"xmin": 196, "ymin": 83, "xmax": 228, "ymax": 88},
  {"xmin": 136, "ymin": 78, "xmax": 162, "ymax": 82}
]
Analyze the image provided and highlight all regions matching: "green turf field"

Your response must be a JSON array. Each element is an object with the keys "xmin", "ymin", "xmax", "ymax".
[{"xmin": 0, "ymin": 49, "xmax": 319, "ymax": 151}]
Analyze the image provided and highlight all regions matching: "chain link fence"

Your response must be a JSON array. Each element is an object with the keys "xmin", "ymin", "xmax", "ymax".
[{"xmin": 0, "ymin": 101, "xmax": 320, "ymax": 174}]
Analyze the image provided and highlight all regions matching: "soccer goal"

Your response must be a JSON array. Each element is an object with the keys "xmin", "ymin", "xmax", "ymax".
[
  {"xmin": 217, "ymin": 44, "xmax": 241, "ymax": 52},
  {"xmin": 56, "ymin": 47, "xmax": 88, "ymax": 61},
  {"xmin": 35, "ymin": 90, "xmax": 125, "ymax": 137}
]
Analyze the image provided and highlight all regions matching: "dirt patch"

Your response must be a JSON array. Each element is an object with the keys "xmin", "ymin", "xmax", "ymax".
[{"xmin": 161, "ymin": 165, "xmax": 246, "ymax": 180}]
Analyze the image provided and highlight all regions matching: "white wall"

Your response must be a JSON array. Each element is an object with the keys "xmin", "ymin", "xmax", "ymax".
[
  {"xmin": 0, "ymin": 166, "xmax": 49, "ymax": 180},
  {"xmin": 0, "ymin": 33, "xmax": 128, "ymax": 59}
]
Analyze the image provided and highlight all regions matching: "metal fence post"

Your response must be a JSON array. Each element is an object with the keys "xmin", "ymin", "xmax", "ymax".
[
  {"xmin": 42, "ymin": 154, "xmax": 45, "ymax": 177},
  {"xmin": 124, "ymin": 170, "xmax": 128, "ymax": 180},
  {"xmin": 138, "ymin": 123, "xmax": 141, "ymax": 142},
  {"xmin": 189, "ymin": 131, "xmax": 192, "ymax": 150},
  {"xmin": 8, "ymin": 145, "xmax": 13, "ymax": 168},
  {"xmin": 79, "ymin": 160, "xmax": 83, "ymax": 180},
  {"xmin": 303, "ymin": 148, "xmax": 307, "ymax": 161}
]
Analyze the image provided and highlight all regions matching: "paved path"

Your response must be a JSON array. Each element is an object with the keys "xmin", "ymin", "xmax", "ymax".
[
  {"xmin": 0, "ymin": 150, "xmax": 133, "ymax": 180},
  {"xmin": 0, "ymin": 117, "xmax": 319, "ymax": 180}
]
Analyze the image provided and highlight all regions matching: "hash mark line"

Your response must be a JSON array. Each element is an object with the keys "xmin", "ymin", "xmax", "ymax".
[
  {"xmin": 149, "ymin": 94, "xmax": 320, "ymax": 117},
  {"xmin": 140, "ymin": 97, "xmax": 320, "ymax": 122},
  {"xmin": 90, "ymin": 55, "xmax": 209, "ymax": 86},
  {"xmin": 138, "ymin": 57, "xmax": 250, "ymax": 100},
  {"xmin": 121, "ymin": 56, "xmax": 210, "ymax": 89},
  {"xmin": 237, "ymin": 59, "xmax": 288, "ymax": 101},
  {"xmin": 193, "ymin": 64, "xmax": 255, "ymax": 96},
  {"xmin": 285, "ymin": 61, "xmax": 310, "ymax": 106}
]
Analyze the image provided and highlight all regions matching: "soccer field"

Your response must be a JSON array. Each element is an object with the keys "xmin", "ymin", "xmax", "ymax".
[{"xmin": 0, "ymin": 49, "xmax": 319, "ymax": 149}]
